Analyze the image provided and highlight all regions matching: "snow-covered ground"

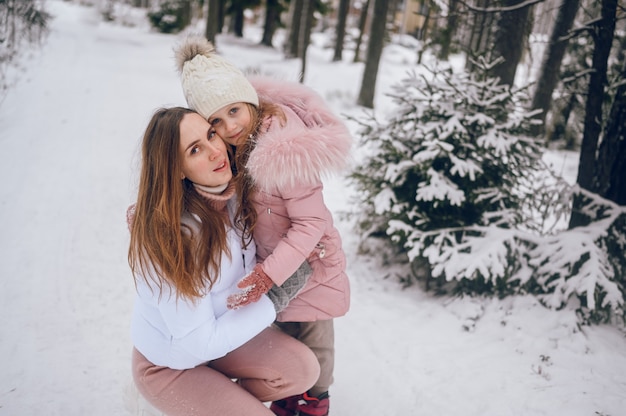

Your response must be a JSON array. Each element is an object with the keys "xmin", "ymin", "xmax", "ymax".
[{"xmin": 0, "ymin": 1, "xmax": 624, "ymax": 415}]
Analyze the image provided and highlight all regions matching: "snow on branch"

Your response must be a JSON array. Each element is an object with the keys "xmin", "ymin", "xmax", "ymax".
[
  {"xmin": 349, "ymin": 60, "xmax": 625, "ymax": 324},
  {"xmin": 458, "ymin": 0, "xmax": 546, "ymax": 14}
]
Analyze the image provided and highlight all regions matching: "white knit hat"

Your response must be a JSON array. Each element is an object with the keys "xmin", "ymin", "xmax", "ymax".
[{"xmin": 175, "ymin": 36, "xmax": 259, "ymax": 120}]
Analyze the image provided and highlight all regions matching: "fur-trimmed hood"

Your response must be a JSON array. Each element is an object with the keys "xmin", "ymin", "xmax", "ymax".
[{"xmin": 246, "ymin": 76, "xmax": 353, "ymax": 192}]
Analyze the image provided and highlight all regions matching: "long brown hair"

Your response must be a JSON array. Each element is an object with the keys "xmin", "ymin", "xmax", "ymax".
[
  {"xmin": 128, "ymin": 107, "xmax": 231, "ymax": 301},
  {"xmin": 233, "ymin": 100, "xmax": 286, "ymax": 247}
]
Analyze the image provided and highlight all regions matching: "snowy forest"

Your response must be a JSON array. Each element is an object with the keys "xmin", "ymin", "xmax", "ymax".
[
  {"xmin": 1, "ymin": 0, "xmax": 626, "ymax": 414},
  {"xmin": 3, "ymin": 0, "xmax": 626, "ymax": 324}
]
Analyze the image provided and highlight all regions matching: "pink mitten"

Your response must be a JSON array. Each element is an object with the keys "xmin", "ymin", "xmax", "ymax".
[{"xmin": 227, "ymin": 264, "xmax": 274, "ymax": 309}]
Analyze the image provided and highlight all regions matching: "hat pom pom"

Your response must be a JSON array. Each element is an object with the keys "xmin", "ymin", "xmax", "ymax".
[{"xmin": 174, "ymin": 35, "xmax": 216, "ymax": 73}]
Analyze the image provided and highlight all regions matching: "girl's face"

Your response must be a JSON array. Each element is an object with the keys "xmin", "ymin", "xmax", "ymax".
[
  {"xmin": 179, "ymin": 112, "xmax": 232, "ymax": 187},
  {"xmin": 208, "ymin": 102, "xmax": 252, "ymax": 147}
]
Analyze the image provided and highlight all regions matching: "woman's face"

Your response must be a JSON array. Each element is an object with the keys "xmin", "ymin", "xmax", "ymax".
[
  {"xmin": 179, "ymin": 112, "xmax": 232, "ymax": 187},
  {"xmin": 208, "ymin": 102, "xmax": 252, "ymax": 146}
]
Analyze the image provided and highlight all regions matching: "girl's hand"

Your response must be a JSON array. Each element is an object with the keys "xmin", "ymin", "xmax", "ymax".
[{"xmin": 227, "ymin": 264, "xmax": 274, "ymax": 309}]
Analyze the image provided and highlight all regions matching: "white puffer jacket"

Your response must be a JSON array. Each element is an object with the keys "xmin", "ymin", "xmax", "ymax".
[{"xmin": 130, "ymin": 200, "xmax": 276, "ymax": 370}]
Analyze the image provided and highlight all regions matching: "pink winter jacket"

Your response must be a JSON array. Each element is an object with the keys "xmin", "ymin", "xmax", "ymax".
[{"xmin": 247, "ymin": 76, "xmax": 352, "ymax": 322}]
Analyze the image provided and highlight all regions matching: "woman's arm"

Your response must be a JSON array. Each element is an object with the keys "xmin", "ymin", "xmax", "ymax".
[
  {"xmin": 134, "ymin": 255, "xmax": 276, "ymax": 370},
  {"xmin": 158, "ymin": 290, "xmax": 276, "ymax": 368}
]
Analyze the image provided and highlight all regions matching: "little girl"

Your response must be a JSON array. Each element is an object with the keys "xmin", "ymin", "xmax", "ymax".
[{"xmin": 175, "ymin": 36, "xmax": 352, "ymax": 416}]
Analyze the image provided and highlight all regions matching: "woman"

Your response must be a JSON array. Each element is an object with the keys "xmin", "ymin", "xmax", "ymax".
[
  {"xmin": 127, "ymin": 107, "xmax": 320, "ymax": 416},
  {"xmin": 175, "ymin": 37, "xmax": 352, "ymax": 416}
]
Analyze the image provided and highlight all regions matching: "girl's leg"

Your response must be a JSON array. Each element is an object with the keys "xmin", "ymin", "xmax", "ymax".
[
  {"xmin": 209, "ymin": 326, "xmax": 320, "ymax": 402},
  {"xmin": 274, "ymin": 320, "xmax": 335, "ymax": 397},
  {"xmin": 132, "ymin": 348, "xmax": 274, "ymax": 416}
]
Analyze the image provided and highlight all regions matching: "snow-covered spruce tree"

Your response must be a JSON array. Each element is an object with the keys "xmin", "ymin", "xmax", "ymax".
[
  {"xmin": 527, "ymin": 189, "xmax": 626, "ymax": 324},
  {"xmin": 350, "ymin": 57, "xmax": 571, "ymax": 297},
  {"xmin": 350, "ymin": 58, "xmax": 626, "ymax": 323}
]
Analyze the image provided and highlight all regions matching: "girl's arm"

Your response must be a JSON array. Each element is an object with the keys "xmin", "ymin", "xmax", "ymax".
[
  {"xmin": 259, "ymin": 183, "xmax": 327, "ymax": 285},
  {"xmin": 226, "ymin": 184, "xmax": 327, "ymax": 310}
]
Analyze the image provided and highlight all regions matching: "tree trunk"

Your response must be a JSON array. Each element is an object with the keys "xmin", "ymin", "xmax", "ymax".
[
  {"xmin": 299, "ymin": 0, "xmax": 315, "ymax": 81},
  {"xmin": 230, "ymin": 7, "xmax": 245, "ymax": 37},
  {"xmin": 205, "ymin": 0, "xmax": 220, "ymax": 44},
  {"xmin": 261, "ymin": 0, "xmax": 280, "ymax": 46},
  {"xmin": 357, "ymin": 0, "xmax": 389, "ymax": 108},
  {"xmin": 416, "ymin": 0, "xmax": 431, "ymax": 40},
  {"xmin": 489, "ymin": 0, "xmax": 532, "ymax": 87},
  {"xmin": 353, "ymin": 0, "xmax": 370, "ymax": 63},
  {"xmin": 302, "ymin": 0, "xmax": 315, "ymax": 59},
  {"xmin": 416, "ymin": 0, "xmax": 433, "ymax": 64},
  {"xmin": 530, "ymin": 0, "xmax": 580, "ymax": 136},
  {"xmin": 217, "ymin": 0, "xmax": 225, "ymax": 33},
  {"xmin": 594, "ymin": 59, "xmax": 626, "ymax": 205},
  {"xmin": 178, "ymin": 0, "xmax": 192, "ymax": 28},
  {"xmin": 548, "ymin": 92, "xmax": 577, "ymax": 145},
  {"xmin": 569, "ymin": 0, "xmax": 618, "ymax": 228},
  {"xmin": 465, "ymin": 0, "xmax": 494, "ymax": 73},
  {"xmin": 438, "ymin": 0, "xmax": 459, "ymax": 60},
  {"xmin": 333, "ymin": 0, "xmax": 351, "ymax": 61},
  {"xmin": 285, "ymin": 0, "xmax": 303, "ymax": 58}
]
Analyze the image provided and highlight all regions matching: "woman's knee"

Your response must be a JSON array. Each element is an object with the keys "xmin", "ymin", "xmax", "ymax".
[
  {"xmin": 299, "ymin": 339, "xmax": 321, "ymax": 381},
  {"xmin": 238, "ymin": 328, "xmax": 320, "ymax": 400},
  {"xmin": 280, "ymin": 333, "xmax": 321, "ymax": 392}
]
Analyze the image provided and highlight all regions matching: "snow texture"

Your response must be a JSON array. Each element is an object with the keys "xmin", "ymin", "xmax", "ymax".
[{"xmin": 0, "ymin": 1, "xmax": 624, "ymax": 415}]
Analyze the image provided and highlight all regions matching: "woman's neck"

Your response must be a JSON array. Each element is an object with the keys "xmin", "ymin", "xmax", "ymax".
[
  {"xmin": 193, "ymin": 181, "xmax": 235, "ymax": 212},
  {"xmin": 194, "ymin": 183, "xmax": 228, "ymax": 194}
]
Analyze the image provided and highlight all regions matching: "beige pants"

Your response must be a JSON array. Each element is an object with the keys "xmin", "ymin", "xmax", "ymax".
[
  {"xmin": 132, "ymin": 326, "xmax": 320, "ymax": 416},
  {"xmin": 274, "ymin": 319, "xmax": 335, "ymax": 397}
]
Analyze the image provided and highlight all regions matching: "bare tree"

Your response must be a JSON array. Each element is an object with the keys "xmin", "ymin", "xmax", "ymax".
[
  {"xmin": 530, "ymin": 0, "xmax": 580, "ymax": 136},
  {"xmin": 439, "ymin": 0, "xmax": 460, "ymax": 60},
  {"xmin": 333, "ymin": 0, "xmax": 351, "ymax": 61},
  {"xmin": 464, "ymin": 0, "xmax": 497, "ymax": 71},
  {"xmin": 353, "ymin": 0, "xmax": 370, "ymax": 63},
  {"xmin": 357, "ymin": 0, "xmax": 390, "ymax": 108},
  {"xmin": 226, "ymin": 0, "xmax": 261, "ymax": 37},
  {"xmin": 489, "ymin": 0, "xmax": 533, "ymax": 86},
  {"xmin": 570, "ymin": 0, "xmax": 618, "ymax": 228},
  {"xmin": 205, "ymin": 0, "xmax": 220, "ymax": 43},
  {"xmin": 228, "ymin": 0, "xmax": 244, "ymax": 37},
  {"xmin": 260, "ymin": 0, "xmax": 283, "ymax": 47},
  {"xmin": 284, "ymin": 0, "xmax": 304, "ymax": 58},
  {"xmin": 282, "ymin": 0, "xmax": 315, "ymax": 80},
  {"xmin": 298, "ymin": 0, "xmax": 315, "ymax": 81},
  {"xmin": 595, "ymin": 57, "xmax": 626, "ymax": 206}
]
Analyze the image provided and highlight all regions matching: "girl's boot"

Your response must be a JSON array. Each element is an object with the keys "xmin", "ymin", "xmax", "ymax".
[
  {"xmin": 269, "ymin": 394, "xmax": 301, "ymax": 416},
  {"xmin": 297, "ymin": 391, "xmax": 330, "ymax": 416}
]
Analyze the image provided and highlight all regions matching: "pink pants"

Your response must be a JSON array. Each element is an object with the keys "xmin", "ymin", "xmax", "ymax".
[{"xmin": 132, "ymin": 327, "xmax": 320, "ymax": 416}]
